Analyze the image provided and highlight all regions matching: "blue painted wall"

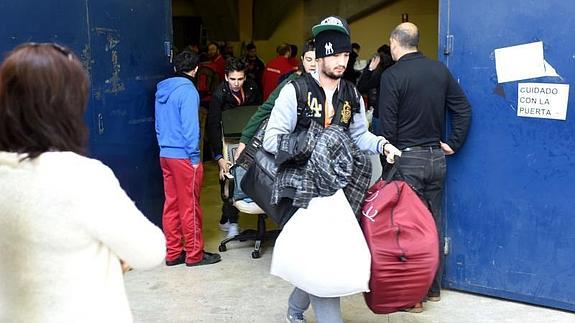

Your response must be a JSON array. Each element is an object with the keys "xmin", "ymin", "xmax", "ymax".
[
  {"xmin": 439, "ymin": 0, "xmax": 575, "ymax": 311},
  {"xmin": 0, "ymin": 1, "xmax": 172, "ymax": 227}
]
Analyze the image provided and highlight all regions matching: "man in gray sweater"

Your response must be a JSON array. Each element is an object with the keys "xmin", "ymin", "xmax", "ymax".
[{"xmin": 263, "ymin": 15, "xmax": 400, "ymax": 323}]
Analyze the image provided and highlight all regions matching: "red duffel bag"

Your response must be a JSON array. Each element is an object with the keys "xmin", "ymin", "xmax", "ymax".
[{"xmin": 361, "ymin": 174, "xmax": 439, "ymax": 314}]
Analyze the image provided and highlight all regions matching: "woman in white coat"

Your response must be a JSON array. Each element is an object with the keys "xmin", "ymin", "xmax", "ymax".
[{"xmin": 0, "ymin": 43, "xmax": 166, "ymax": 323}]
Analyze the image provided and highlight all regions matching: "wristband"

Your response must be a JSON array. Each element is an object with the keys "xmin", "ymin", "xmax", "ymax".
[{"xmin": 379, "ymin": 139, "xmax": 389, "ymax": 154}]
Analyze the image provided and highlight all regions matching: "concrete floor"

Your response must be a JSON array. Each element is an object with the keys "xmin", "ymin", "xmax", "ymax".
[{"xmin": 124, "ymin": 162, "xmax": 575, "ymax": 323}]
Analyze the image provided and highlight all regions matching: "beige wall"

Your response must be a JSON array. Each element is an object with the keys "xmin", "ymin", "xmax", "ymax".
[
  {"xmin": 350, "ymin": 0, "xmax": 439, "ymax": 59},
  {"xmin": 254, "ymin": 1, "xmax": 306, "ymax": 63},
  {"xmin": 170, "ymin": 0, "xmax": 439, "ymax": 62},
  {"xmin": 238, "ymin": 0, "xmax": 253, "ymax": 41},
  {"xmin": 172, "ymin": 0, "xmax": 195, "ymax": 16},
  {"xmin": 253, "ymin": 0, "xmax": 438, "ymax": 62}
]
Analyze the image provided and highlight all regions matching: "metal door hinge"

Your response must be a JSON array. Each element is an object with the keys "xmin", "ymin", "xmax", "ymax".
[
  {"xmin": 444, "ymin": 237, "xmax": 451, "ymax": 255},
  {"xmin": 164, "ymin": 41, "xmax": 173, "ymax": 63},
  {"xmin": 444, "ymin": 35, "xmax": 454, "ymax": 55},
  {"xmin": 98, "ymin": 113, "xmax": 104, "ymax": 135}
]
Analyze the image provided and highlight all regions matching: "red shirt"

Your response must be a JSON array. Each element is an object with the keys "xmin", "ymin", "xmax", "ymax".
[
  {"xmin": 261, "ymin": 56, "xmax": 298, "ymax": 100},
  {"xmin": 288, "ymin": 57, "xmax": 300, "ymax": 68},
  {"xmin": 206, "ymin": 54, "xmax": 226, "ymax": 82}
]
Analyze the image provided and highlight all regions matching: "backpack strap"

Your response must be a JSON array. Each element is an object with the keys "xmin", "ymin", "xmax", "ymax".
[{"xmin": 290, "ymin": 76, "xmax": 308, "ymax": 118}]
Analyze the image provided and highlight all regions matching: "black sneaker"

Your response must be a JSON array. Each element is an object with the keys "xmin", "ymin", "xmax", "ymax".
[
  {"xmin": 186, "ymin": 251, "xmax": 221, "ymax": 267},
  {"xmin": 426, "ymin": 291, "xmax": 441, "ymax": 302},
  {"xmin": 165, "ymin": 251, "xmax": 186, "ymax": 266}
]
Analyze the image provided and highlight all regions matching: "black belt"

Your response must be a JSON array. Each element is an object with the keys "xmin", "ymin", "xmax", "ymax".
[{"xmin": 402, "ymin": 145, "xmax": 441, "ymax": 152}]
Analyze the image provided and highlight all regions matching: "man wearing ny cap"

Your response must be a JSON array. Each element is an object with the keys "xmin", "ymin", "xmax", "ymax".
[{"xmin": 263, "ymin": 16, "xmax": 400, "ymax": 323}]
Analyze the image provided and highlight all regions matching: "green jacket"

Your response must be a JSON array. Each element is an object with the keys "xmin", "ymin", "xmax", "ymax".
[{"xmin": 240, "ymin": 72, "xmax": 300, "ymax": 144}]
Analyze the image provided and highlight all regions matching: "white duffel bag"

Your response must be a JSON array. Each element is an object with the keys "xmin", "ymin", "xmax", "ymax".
[{"xmin": 270, "ymin": 189, "xmax": 371, "ymax": 297}]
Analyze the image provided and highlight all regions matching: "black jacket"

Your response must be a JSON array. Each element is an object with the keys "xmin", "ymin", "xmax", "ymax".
[
  {"xmin": 343, "ymin": 51, "xmax": 360, "ymax": 84},
  {"xmin": 378, "ymin": 52, "xmax": 471, "ymax": 152},
  {"xmin": 207, "ymin": 78, "xmax": 262, "ymax": 159},
  {"xmin": 357, "ymin": 68, "xmax": 382, "ymax": 117},
  {"xmin": 357, "ymin": 54, "xmax": 394, "ymax": 118}
]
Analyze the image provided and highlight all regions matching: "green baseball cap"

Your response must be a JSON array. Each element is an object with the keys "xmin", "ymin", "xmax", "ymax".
[{"xmin": 312, "ymin": 16, "xmax": 350, "ymax": 37}]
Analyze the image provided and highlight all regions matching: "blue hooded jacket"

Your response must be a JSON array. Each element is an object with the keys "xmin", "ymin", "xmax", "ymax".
[{"xmin": 155, "ymin": 76, "xmax": 201, "ymax": 164}]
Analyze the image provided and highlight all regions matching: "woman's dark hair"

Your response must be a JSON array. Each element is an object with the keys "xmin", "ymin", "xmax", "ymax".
[
  {"xmin": 224, "ymin": 57, "xmax": 247, "ymax": 75},
  {"xmin": 377, "ymin": 44, "xmax": 394, "ymax": 70},
  {"xmin": 302, "ymin": 39, "xmax": 315, "ymax": 55},
  {"xmin": 298, "ymin": 39, "xmax": 316, "ymax": 73},
  {"xmin": 173, "ymin": 51, "xmax": 199, "ymax": 73},
  {"xmin": 0, "ymin": 43, "xmax": 89, "ymax": 159},
  {"xmin": 289, "ymin": 44, "xmax": 298, "ymax": 58}
]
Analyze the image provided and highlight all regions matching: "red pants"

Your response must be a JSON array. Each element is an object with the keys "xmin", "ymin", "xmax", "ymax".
[{"xmin": 160, "ymin": 158, "xmax": 204, "ymax": 263}]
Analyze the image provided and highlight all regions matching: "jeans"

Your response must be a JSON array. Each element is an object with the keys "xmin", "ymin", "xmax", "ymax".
[
  {"xmin": 288, "ymin": 288, "xmax": 342, "ymax": 323},
  {"xmin": 393, "ymin": 147, "xmax": 446, "ymax": 295},
  {"xmin": 219, "ymin": 179, "xmax": 239, "ymax": 224},
  {"xmin": 371, "ymin": 116, "xmax": 382, "ymax": 136}
]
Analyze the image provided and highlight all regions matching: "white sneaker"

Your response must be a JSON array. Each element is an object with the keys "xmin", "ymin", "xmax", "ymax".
[
  {"xmin": 226, "ymin": 223, "xmax": 239, "ymax": 238},
  {"xmin": 286, "ymin": 314, "xmax": 307, "ymax": 323},
  {"xmin": 219, "ymin": 221, "xmax": 231, "ymax": 232}
]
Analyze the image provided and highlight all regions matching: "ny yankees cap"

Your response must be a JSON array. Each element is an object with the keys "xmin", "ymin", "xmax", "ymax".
[
  {"xmin": 312, "ymin": 16, "xmax": 350, "ymax": 36},
  {"xmin": 315, "ymin": 30, "xmax": 351, "ymax": 58},
  {"xmin": 313, "ymin": 16, "xmax": 352, "ymax": 58}
]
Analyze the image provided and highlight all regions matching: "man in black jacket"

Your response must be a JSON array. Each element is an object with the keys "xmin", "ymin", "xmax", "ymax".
[
  {"xmin": 207, "ymin": 57, "xmax": 262, "ymax": 237},
  {"xmin": 378, "ymin": 22, "xmax": 472, "ymax": 312}
]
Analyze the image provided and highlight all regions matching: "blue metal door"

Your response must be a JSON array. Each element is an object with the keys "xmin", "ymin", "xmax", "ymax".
[
  {"xmin": 439, "ymin": 0, "xmax": 575, "ymax": 311},
  {"xmin": 0, "ymin": 1, "xmax": 172, "ymax": 226},
  {"xmin": 87, "ymin": 0, "xmax": 172, "ymax": 227}
]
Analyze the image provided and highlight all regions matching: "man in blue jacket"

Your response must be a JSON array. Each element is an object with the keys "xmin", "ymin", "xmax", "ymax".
[{"xmin": 155, "ymin": 51, "xmax": 221, "ymax": 267}]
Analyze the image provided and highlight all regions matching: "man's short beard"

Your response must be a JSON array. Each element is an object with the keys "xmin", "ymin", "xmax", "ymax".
[{"xmin": 322, "ymin": 69, "xmax": 342, "ymax": 80}]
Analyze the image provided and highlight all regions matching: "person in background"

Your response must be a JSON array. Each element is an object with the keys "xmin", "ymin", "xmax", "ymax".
[
  {"xmin": 243, "ymin": 42, "xmax": 265, "ymax": 94},
  {"xmin": 357, "ymin": 44, "xmax": 394, "ymax": 136},
  {"xmin": 184, "ymin": 43, "xmax": 200, "ymax": 54},
  {"xmin": 343, "ymin": 42, "xmax": 361, "ymax": 83},
  {"xmin": 0, "ymin": 43, "xmax": 166, "ymax": 323},
  {"xmin": 223, "ymin": 42, "xmax": 235, "ymax": 59},
  {"xmin": 378, "ymin": 22, "xmax": 472, "ymax": 312},
  {"xmin": 206, "ymin": 57, "xmax": 262, "ymax": 237},
  {"xmin": 155, "ymin": 51, "xmax": 222, "ymax": 267},
  {"xmin": 235, "ymin": 39, "xmax": 316, "ymax": 159},
  {"xmin": 288, "ymin": 43, "xmax": 300, "ymax": 68},
  {"xmin": 261, "ymin": 43, "xmax": 298, "ymax": 100},
  {"xmin": 206, "ymin": 41, "xmax": 226, "ymax": 82}
]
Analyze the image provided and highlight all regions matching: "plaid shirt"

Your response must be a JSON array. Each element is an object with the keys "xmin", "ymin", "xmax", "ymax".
[{"xmin": 272, "ymin": 124, "xmax": 372, "ymax": 216}]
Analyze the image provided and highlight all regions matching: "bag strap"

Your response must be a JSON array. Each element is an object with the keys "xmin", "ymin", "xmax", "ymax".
[
  {"xmin": 221, "ymin": 170, "xmax": 236, "ymax": 202},
  {"xmin": 383, "ymin": 157, "xmax": 432, "ymax": 210},
  {"xmin": 384, "ymin": 156, "xmax": 402, "ymax": 183}
]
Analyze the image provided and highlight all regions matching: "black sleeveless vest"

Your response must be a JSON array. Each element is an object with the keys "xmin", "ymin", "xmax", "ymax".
[{"xmin": 290, "ymin": 73, "xmax": 361, "ymax": 131}]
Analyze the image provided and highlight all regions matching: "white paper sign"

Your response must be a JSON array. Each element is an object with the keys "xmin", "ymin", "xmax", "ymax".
[
  {"xmin": 495, "ymin": 42, "xmax": 559, "ymax": 83},
  {"xmin": 517, "ymin": 83, "xmax": 569, "ymax": 120}
]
